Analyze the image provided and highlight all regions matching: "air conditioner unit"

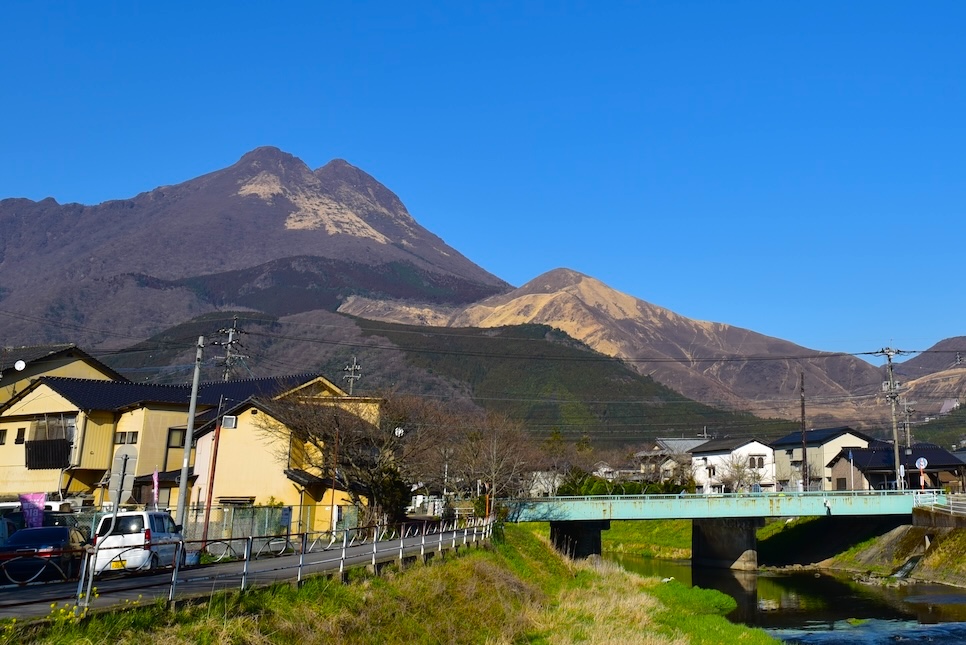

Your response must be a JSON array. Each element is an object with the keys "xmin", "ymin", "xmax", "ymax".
[{"xmin": 221, "ymin": 415, "xmax": 238, "ymax": 429}]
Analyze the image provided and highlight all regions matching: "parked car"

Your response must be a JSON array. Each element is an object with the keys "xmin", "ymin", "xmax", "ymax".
[
  {"xmin": 91, "ymin": 511, "xmax": 184, "ymax": 575},
  {"xmin": 0, "ymin": 526, "xmax": 88, "ymax": 584},
  {"xmin": 3, "ymin": 510, "xmax": 84, "ymax": 536}
]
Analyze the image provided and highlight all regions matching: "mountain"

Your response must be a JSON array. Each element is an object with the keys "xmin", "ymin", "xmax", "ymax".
[
  {"xmin": 101, "ymin": 308, "xmax": 799, "ymax": 447},
  {"xmin": 0, "ymin": 147, "xmax": 509, "ymax": 347},
  {"xmin": 3, "ymin": 147, "xmax": 960, "ymax": 431},
  {"xmin": 338, "ymin": 268, "xmax": 888, "ymax": 426}
]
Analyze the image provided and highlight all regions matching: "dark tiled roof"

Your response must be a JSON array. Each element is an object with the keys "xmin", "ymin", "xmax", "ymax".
[
  {"xmin": 23, "ymin": 373, "xmax": 321, "ymax": 413},
  {"xmin": 827, "ymin": 443, "xmax": 965, "ymax": 471},
  {"xmin": 691, "ymin": 437, "xmax": 767, "ymax": 454},
  {"xmin": 196, "ymin": 373, "xmax": 319, "ymax": 408},
  {"xmin": 40, "ymin": 377, "xmax": 195, "ymax": 410},
  {"xmin": 771, "ymin": 426, "xmax": 873, "ymax": 448}
]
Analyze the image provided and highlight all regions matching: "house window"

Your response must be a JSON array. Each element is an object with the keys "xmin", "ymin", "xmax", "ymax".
[
  {"xmin": 707, "ymin": 466, "xmax": 716, "ymax": 478},
  {"xmin": 748, "ymin": 455, "xmax": 765, "ymax": 469},
  {"xmin": 15, "ymin": 428, "xmax": 25, "ymax": 444},
  {"xmin": 0, "ymin": 429, "xmax": 5, "ymax": 445},
  {"xmin": 114, "ymin": 432, "xmax": 139, "ymax": 445},
  {"xmin": 168, "ymin": 428, "xmax": 186, "ymax": 448},
  {"xmin": 29, "ymin": 414, "xmax": 76, "ymax": 442}
]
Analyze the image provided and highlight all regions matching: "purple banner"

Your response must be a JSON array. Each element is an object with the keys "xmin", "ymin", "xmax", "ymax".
[{"xmin": 19, "ymin": 492, "xmax": 46, "ymax": 528}]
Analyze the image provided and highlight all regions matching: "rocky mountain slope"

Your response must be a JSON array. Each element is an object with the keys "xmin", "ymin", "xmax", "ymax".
[
  {"xmin": 339, "ymin": 268, "xmax": 893, "ymax": 425},
  {"xmin": 0, "ymin": 147, "xmax": 509, "ymax": 347}
]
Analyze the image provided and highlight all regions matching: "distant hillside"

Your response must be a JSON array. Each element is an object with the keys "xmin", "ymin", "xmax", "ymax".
[
  {"xmin": 102, "ymin": 311, "xmax": 797, "ymax": 448},
  {"xmin": 339, "ymin": 268, "xmax": 886, "ymax": 427}
]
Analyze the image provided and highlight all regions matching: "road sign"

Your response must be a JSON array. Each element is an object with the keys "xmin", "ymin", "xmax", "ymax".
[
  {"xmin": 915, "ymin": 457, "xmax": 928, "ymax": 470},
  {"xmin": 108, "ymin": 446, "xmax": 137, "ymax": 505}
]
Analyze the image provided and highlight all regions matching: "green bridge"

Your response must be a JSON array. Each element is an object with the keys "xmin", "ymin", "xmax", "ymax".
[{"xmin": 503, "ymin": 490, "xmax": 944, "ymax": 570}]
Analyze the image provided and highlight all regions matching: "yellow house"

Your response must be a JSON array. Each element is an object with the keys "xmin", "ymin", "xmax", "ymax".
[
  {"xmin": 192, "ymin": 376, "xmax": 381, "ymax": 534},
  {"xmin": 0, "ymin": 374, "xmax": 324, "ymax": 508},
  {"xmin": 0, "ymin": 344, "xmax": 125, "ymax": 406}
]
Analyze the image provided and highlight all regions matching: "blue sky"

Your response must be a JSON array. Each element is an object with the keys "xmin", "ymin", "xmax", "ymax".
[{"xmin": 1, "ymin": 2, "xmax": 963, "ymax": 363}]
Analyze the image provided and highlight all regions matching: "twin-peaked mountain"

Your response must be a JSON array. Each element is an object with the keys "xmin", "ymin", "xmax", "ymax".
[
  {"xmin": 0, "ymin": 147, "xmax": 959, "ymax": 427},
  {"xmin": 0, "ymin": 147, "xmax": 507, "ymax": 346}
]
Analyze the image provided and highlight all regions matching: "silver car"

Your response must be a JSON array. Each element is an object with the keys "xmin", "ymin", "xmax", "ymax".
[{"xmin": 91, "ymin": 511, "xmax": 183, "ymax": 574}]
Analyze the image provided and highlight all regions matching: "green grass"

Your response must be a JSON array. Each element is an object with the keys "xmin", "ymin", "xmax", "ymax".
[
  {"xmin": 1, "ymin": 524, "xmax": 776, "ymax": 644},
  {"xmin": 602, "ymin": 519, "xmax": 693, "ymax": 558}
]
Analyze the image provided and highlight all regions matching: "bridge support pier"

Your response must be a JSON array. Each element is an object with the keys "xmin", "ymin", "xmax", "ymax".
[
  {"xmin": 692, "ymin": 518, "xmax": 762, "ymax": 571},
  {"xmin": 550, "ymin": 520, "xmax": 610, "ymax": 558}
]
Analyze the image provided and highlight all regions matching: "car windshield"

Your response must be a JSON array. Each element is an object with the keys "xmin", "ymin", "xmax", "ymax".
[
  {"xmin": 6, "ymin": 527, "xmax": 68, "ymax": 546},
  {"xmin": 96, "ymin": 515, "xmax": 144, "ymax": 537}
]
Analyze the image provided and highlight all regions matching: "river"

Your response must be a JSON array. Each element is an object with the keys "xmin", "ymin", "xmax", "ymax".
[{"xmin": 607, "ymin": 554, "xmax": 966, "ymax": 643}]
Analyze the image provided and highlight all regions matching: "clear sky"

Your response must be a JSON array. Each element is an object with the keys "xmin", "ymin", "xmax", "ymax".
[{"xmin": 1, "ymin": 2, "xmax": 963, "ymax": 364}]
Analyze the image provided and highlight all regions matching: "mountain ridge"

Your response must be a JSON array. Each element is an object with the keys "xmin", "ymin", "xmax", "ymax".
[{"xmin": 1, "ymin": 146, "xmax": 963, "ymax": 430}]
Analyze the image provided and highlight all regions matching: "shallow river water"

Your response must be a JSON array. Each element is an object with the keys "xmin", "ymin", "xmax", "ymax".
[{"xmin": 607, "ymin": 554, "xmax": 966, "ymax": 644}]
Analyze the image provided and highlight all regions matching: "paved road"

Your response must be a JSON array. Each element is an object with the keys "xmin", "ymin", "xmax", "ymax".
[{"xmin": 0, "ymin": 526, "xmax": 488, "ymax": 620}]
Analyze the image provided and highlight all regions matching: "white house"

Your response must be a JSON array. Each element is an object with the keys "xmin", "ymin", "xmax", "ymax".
[{"xmin": 691, "ymin": 438, "xmax": 776, "ymax": 494}]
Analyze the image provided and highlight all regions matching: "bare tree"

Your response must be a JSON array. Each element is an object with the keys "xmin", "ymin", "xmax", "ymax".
[
  {"xmin": 256, "ymin": 391, "xmax": 441, "ymax": 526},
  {"xmin": 448, "ymin": 411, "xmax": 537, "ymax": 506},
  {"xmin": 719, "ymin": 453, "xmax": 753, "ymax": 493}
]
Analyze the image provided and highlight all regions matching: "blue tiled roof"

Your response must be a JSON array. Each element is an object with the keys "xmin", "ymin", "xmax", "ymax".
[
  {"xmin": 31, "ymin": 373, "xmax": 320, "ymax": 413},
  {"xmin": 691, "ymin": 437, "xmax": 766, "ymax": 454},
  {"xmin": 828, "ymin": 443, "xmax": 964, "ymax": 471},
  {"xmin": 771, "ymin": 426, "xmax": 873, "ymax": 448}
]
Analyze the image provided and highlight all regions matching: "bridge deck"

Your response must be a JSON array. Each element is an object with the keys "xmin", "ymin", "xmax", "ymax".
[{"xmin": 505, "ymin": 490, "xmax": 944, "ymax": 522}]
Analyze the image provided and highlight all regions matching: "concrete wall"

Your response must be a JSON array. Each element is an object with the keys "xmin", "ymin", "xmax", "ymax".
[{"xmin": 692, "ymin": 518, "xmax": 763, "ymax": 570}]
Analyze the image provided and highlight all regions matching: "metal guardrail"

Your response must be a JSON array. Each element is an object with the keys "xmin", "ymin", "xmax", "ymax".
[
  {"xmin": 57, "ymin": 517, "xmax": 496, "ymax": 612},
  {"xmin": 914, "ymin": 492, "xmax": 966, "ymax": 515}
]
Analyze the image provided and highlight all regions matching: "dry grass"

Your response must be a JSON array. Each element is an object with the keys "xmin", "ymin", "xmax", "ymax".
[
  {"xmin": 529, "ymin": 558, "xmax": 686, "ymax": 645},
  {"xmin": 4, "ymin": 526, "xmax": 775, "ymax": 645}
]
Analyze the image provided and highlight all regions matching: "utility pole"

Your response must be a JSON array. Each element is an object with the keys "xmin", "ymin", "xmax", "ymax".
[
  {"xmin": 903, "ymin": 400, "xmax": 917, "ymax": 449},
  {"xmin": 176, "ymin": 336, "xmax": 204, "ymax": 528},
  {"xmin": 343, "ymin": 356, "xmax": 361, "ymax": 395},
  {"xmin": 213, "ymin": 316, "xmax": 246, "ymax": 381},
  {"xmin": 878, "ymin": 348, "xmax": 904, "ymax": 491},
  {"xmin": 800, "ymin": 372, "xmax": 809, "ymax": 492}
]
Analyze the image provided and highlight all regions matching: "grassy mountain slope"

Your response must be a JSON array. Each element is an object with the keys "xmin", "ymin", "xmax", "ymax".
[{"xmin": 103, "ymin": 312, "xmax": 797, "ymax": 448}]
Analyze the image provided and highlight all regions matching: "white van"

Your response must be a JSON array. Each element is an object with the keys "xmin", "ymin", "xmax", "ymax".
[{"xmin": 91, "ymin": 511, "xmax": 184, "ymax": 574}]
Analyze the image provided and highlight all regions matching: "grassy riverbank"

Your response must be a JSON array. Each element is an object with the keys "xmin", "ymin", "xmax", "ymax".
[
  {"xmin": 602, "ymin": 519, "xmax": 692, "ymax": 559},
  {"xmin": 1, "ymin": 524, "xmax": 775, "ymax": 645}
]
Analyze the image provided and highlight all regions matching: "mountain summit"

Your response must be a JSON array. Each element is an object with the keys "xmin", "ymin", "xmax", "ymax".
[{"xmin": 0, "ymin": 148, "xmax": 509, "ymax": 345}]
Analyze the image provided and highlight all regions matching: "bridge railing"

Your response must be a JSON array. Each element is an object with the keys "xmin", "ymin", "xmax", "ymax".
[
  {"xmin": 502, "ymin": 489, "xmax": 947, "ymax": 522},
  {"xmin": 915, "ymin": 492, "xmax": 966, "ymax": 515},
  {"xmin": 510, "ymin": 489, "xmax": 945, "ymax": 503}
]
